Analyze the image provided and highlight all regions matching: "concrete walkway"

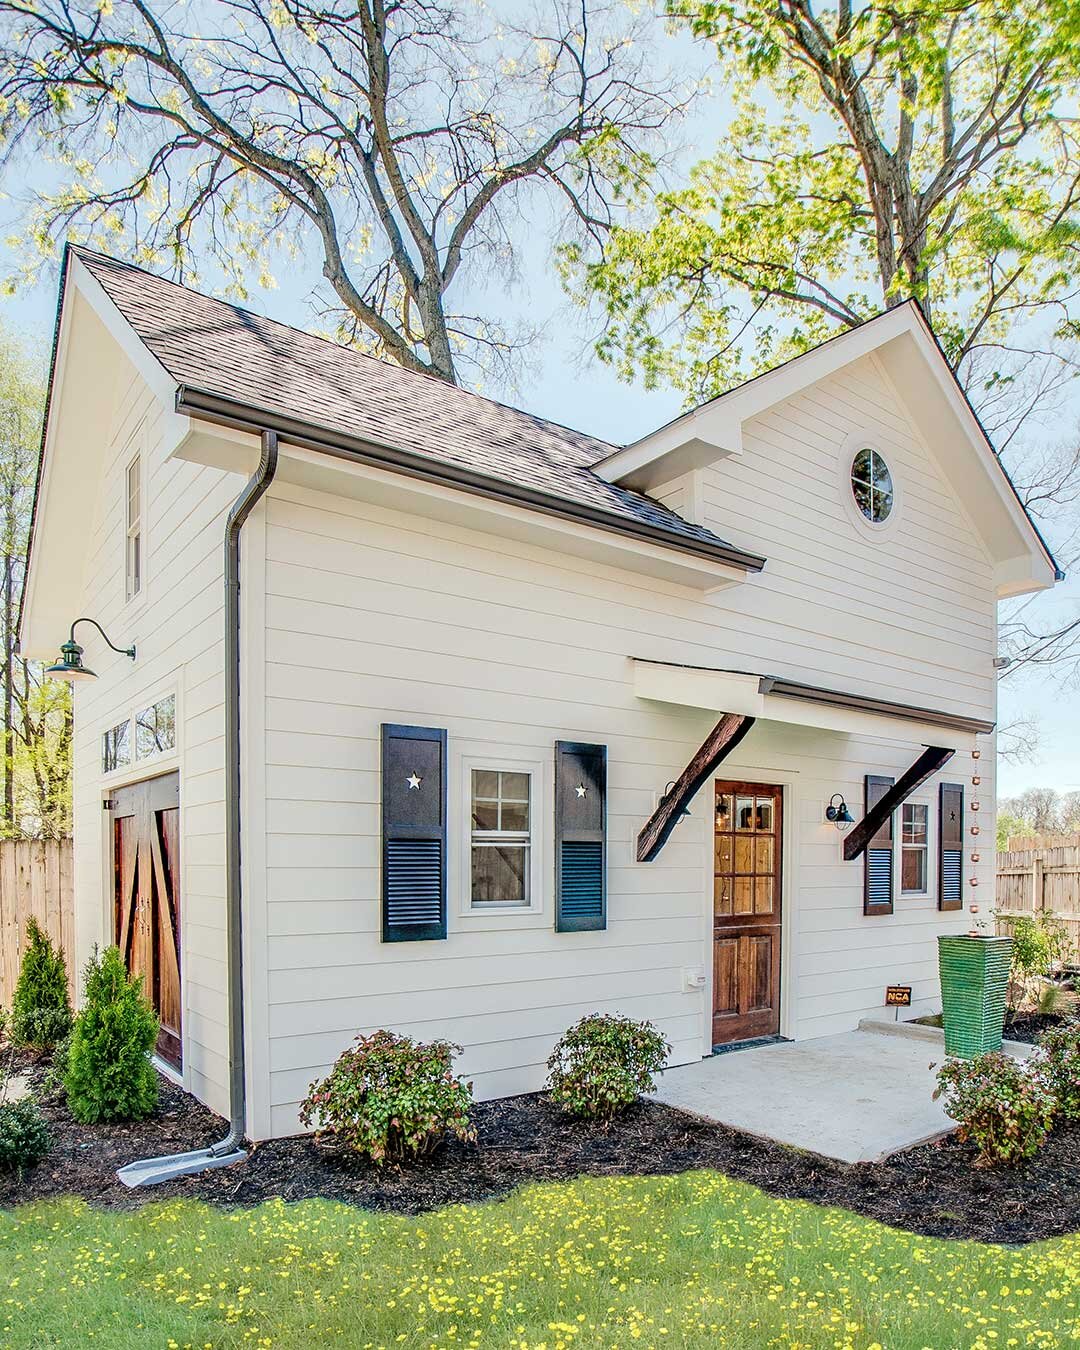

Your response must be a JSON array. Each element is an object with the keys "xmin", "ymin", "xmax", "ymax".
[{"xmin": 649, "ymin": 1020, "xmax": 1033, "ymax": 1164}]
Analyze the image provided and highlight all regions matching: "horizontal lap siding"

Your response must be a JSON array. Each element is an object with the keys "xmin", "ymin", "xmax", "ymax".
[
  {"xmin": 70, "ymin": 361, "xmax": 238, "ymax": 1118},
  {"xmin": 258, "ymin": 397, "xmax": 991, "ymax": 1131}
]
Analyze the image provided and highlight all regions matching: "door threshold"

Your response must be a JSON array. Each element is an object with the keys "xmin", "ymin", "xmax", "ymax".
[{"xmin": 711, "ymin": 1034, "xmax": 790, "ymax": 1056}]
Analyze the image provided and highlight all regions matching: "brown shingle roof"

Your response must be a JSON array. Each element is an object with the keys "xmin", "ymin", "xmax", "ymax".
[{"xmin": 73, "ymin": 247, "xmax": 764, "ymax": 569}]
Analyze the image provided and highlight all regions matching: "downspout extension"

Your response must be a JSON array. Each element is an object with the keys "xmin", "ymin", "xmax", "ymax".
[{"xmin": 117, "ymin": 429, "xmax": 279, "ymax": 1187}]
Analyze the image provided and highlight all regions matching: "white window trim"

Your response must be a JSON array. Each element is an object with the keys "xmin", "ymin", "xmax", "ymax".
[
  {"xmin": 836, "ymin": 431, "xmax": 904, "ymax": 540},
  {"xmin": 100, "ymin": 686, "xmax": 180, "ymax": 782},
  {"xmin": 898, "ymin": 798, "xmax": 932, "ymax": 898},
  {"xmin": 124, "ymin": 441, "xmax": 144, "ymax": 604},
  {"xmin": 455, "ymin": 750, "xmax": 549, "ymax": 919}
]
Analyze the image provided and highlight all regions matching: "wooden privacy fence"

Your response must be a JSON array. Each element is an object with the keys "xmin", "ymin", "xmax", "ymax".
[
  {"xmin": 0, "ymin": 838, "xmax": 74, "ymax": 1007},
  {"xmin": 996, "ymin": 837, "xmax": 1080, "ymax": 962}
]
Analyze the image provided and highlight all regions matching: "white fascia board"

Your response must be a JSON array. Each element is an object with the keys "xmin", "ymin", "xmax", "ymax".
[
  {"xmin": 275, "ymin": 443, "xmax": 748, "ymax": 592},
  {"xmin": 631, "ymin": 659, "xmax": 979, "ymax": 751},
  {"xmin": 20, "ymin": 259, "xmax": 189, "ymax": 658},
  {"xmin": 598, "ymin": 307, "xmax": 917, "ymax": 491},
  {"xmin": 69, "ymin": 256, "xmax": 180, "ymax": 414}
]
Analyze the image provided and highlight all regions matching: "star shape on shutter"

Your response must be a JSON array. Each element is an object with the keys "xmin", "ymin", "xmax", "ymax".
[
  {"xmin": 575, "ymin": 783, "xmax": 587, "ymax": 799},
  {"xmin": 406, "ymin": 773, "xmax": 422, "ymax": 791}
]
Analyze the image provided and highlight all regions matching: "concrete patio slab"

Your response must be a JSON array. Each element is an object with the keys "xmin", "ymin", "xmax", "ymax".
[
  {"xmin": 0, "ymin": 1074, "xmax": 30, "ymax": 1105},
  {"xmin": 649, "ymin": 1025, "xmax": 1034, "ymax": 1164}
]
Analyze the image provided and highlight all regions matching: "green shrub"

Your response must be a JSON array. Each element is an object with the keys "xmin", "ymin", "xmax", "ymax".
[
  {"xmin": 0, "ymin": 1098, "xmax": 50, "ymax": 1175},
  {"xmin": 299, "ymin": 1030, "xmax": 475, "ymax": 1165},
  {"xmin": 546, "ymin": 1013, "xmax": 671, "ymax": 1121},
  {"xmin": 64, "ymin": 947, "xmax": 159, "ymax": 1124},
  {"xmin": 934, "ymin": 1052, "xmax": 1056, "ymax": 1166},
  {"xmin": 10, "ymin": 918, "xmax": 72, "ymax": 1051},
  {"xmin": 998, "ymin": 912, "xmax": 1069, "ymax": 1013},
  {"xmin": 1038, "ymin": 1020, "xmax": 1080, "ymax": 1120}
]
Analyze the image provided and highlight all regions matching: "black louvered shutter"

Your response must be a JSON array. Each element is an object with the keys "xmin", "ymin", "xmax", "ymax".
[
  {"xmin": 938, "ymin": 781, "xmax": 964, "ymax": 911},
  {"xmin": 381, "ymin": 724, "xmax": 447, "ymax": 942},
  {"xmin": 863, "ymin": 774, "xmax": 894, "ymax": 917},
  {"xmin": 555, "ymin": 741, "xmax": 607, "ymax": 932}
]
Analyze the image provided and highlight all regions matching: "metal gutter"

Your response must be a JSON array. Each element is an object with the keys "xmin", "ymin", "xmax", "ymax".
[
  {"xmin": 174, "ymin": 385, "xmax": 768, "ymax": 575},
  {"xmin": 118, "ymin": 428, "xmax": 279, "ymax": 1187}
]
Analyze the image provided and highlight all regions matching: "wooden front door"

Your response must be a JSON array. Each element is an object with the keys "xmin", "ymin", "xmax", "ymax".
[
  {"xmin": 712, "ymin": 781, "xmax": 782, "ymax": 1046},
  {"xmin": 110, "ymin": 772, "xmax": 182, "ymax": 1069}
]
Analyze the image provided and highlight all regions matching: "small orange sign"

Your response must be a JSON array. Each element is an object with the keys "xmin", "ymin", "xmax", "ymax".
[{"xmin": 885, "ymin": 985, "xmax": 912, "ymax": 1007}]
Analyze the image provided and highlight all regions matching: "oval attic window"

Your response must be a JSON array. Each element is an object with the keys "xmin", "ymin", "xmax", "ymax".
[{"xmin": 850, "ymin": 447, "xmax": 894, "ymax": 524}]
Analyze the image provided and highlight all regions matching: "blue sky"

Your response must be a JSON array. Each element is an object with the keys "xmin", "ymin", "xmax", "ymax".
[{"xmin": 0, "ymin": 56, "xmax": 1075, "ymax": 799}]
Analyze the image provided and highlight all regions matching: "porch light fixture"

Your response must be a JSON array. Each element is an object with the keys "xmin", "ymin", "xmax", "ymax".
[
  {"xmin": 45, "ymin": 617, "xmax": 136, "ymax": 682},
  {"xmin": 826, "ymin": 793, "xmax": 854, "ymax": 832}
]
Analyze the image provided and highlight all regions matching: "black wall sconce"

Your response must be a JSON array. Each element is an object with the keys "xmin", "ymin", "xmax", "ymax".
[
  {"xmin": 45, "ymin": 617, "xmax": 136, "ymax": 683},
  {"xmin": 826, "ymin": 793, "xmax": 854, "ymax": 832}
]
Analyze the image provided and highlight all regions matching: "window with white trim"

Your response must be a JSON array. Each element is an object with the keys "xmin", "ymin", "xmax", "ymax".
[
  {"xmin": 125, "ymin": 452, "xmax": 142, "ymax": 600},
  {"xmin": 470, "ymin": 768, "xmax": 532, "ymax": 909},
  {"xmin": 851, "ymin": 447, "xmax": 894, "ymax": 524},
  {"xmin": 901, "ymin": 802, "xmax": 929, "ymax": 894}
]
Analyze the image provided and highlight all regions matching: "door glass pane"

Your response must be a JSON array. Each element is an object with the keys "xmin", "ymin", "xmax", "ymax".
[
  {"xmin": 755, "ymin": 836, "xmax": 774, "ymax": 874},
  {"xmin": 735, "ymin": 796, "xmax": 755, "ymax": 831},
  {"xmin": 714, "ymin": 875, "xmax": 733, "ymax": 916},
  {"xmin": 734, "ymin": 836, "xmax": 753, "ymax": 873},
  {"xmin": 755, "ymin": 876, "xmax": 774, "ymax": 914},
  {"xmin": 715, "ymin": 835, "xmax": 733, "ymax": 871},
  {"xmin": 734, "ymin": 877, "xmax": 753, "ymax": 914},
  {"xmin": 755, "ymin": 798, "xmax": 773, "ymax": 832},
  {"xmin": 715, "ymin": 793, "xmax": 733, "ymax": 830}
]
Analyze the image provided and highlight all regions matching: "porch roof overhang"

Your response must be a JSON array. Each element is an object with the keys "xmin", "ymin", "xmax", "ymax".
[{"xmin": 632, "ymin": 659, "xmax": 994, "ymax": 750}]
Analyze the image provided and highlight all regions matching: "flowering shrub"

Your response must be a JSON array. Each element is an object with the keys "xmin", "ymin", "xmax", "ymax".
[
  {"xmin": 300, "ymin": 1030, "xmax": 475, "ymax": 1165},
  {"xmin": 546, "ymin": 1013, "xmax": 671, "ymax": 1121},
  {"xmin": 1038, "ymin": 1020, "xmax": 1080, "ymax": 1120},
  {"xmin": 0, "ymin": 1098, "xmax": 50, "ymax": 1175},
  {"xmin": 934, "ymin": 1052, "xmax": 1056, "ymax": 1165}
]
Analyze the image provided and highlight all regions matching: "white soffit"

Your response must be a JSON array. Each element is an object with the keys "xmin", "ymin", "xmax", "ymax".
[{"xmin": 631, "ymin": 659, "xmax": 982, "ymax": 752}]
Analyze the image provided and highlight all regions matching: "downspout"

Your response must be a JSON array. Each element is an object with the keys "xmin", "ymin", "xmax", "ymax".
[
  {"xmin": 118, "ymin": 428, "xmax": 279, "ymax": 1187},
  {"xmin": 215, "ymin": 427, "xmax": 279, "ymax": 1155}
]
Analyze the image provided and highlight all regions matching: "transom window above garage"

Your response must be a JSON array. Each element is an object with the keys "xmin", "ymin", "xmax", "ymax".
[{"xmin": 851, "ymin": 448, "xmax": 894, "ymax": 524}]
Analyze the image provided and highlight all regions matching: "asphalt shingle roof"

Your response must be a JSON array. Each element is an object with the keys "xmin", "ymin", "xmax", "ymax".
[{"xmin": 74, "ymin": 247, "xmax": 762, "ymax": 567}]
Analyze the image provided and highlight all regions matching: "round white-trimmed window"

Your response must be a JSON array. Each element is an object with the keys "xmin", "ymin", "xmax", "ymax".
[{"xmin": 850, "ymin": 447, "xmax": 894, "ymax": 524}]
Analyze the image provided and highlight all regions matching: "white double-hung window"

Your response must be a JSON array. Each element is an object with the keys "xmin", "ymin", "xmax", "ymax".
[
  {"xmin": 469, "ymin": 768, "xmax": 532, "ymax": 909},
  {"xmin": 125, "ymin": 452, "xmax": 142, "ymax": 601},
  {"xmin": 901, "ymin": 802, "xmax": 929, "ymax": 894}
]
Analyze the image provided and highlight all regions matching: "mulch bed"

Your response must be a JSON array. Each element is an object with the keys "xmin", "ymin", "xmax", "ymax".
[
  {"xmin": 3, "ymin": 1048, "xmax": 1079, "ymax": 1246},
  {"xmin": 1004, "ymin": 1012, "xmax": 1066, "ymax": 1044}
]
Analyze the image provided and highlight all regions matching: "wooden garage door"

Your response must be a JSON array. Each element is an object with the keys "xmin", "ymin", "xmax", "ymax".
[
  {"xmin": 110, "ymin": 772, "xmax": 182, "ymax": 1069},
  {"xmin": 713, "ymin": 781, "xmax": 782, "ymax": 1046}
]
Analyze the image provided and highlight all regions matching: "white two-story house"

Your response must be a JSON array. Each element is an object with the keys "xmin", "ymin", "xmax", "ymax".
[{"xmin": 20, "ymin": 245, "xmax": 1059, "ymax": 1144}]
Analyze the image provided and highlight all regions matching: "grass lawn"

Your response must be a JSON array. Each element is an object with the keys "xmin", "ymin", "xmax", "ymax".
[{"xmin": 1, "ymin": 1172, "xmax": 1078, "ymax": 1349}]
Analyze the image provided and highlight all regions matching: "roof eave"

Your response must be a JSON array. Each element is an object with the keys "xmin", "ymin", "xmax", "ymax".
[{"xmin": 175, "ymin": 384, "xmax": 768, "ymax": 574}]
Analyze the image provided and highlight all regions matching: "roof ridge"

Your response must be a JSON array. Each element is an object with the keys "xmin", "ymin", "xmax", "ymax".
[{"xmin": 70, "ymin": 244, "xmax": 621, "ymax": 459}]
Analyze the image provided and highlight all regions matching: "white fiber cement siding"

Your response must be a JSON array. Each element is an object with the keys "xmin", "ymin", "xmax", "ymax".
[
  {"xmin": 252, "ymin": 343, "xmax": 992, "ymax": 1138},
  {"xmin": 69, "ymin": 358, "xmax": 239, "ymax": 1119}
]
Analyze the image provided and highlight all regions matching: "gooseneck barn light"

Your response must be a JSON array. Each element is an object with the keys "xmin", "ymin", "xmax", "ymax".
[
  {"xmin": 44, "ymin": 617, "xmax": 136, "ymax": 682},
  {"xmin": 826, "ymin": 793, "xmax": 855, "ymax": 832}
]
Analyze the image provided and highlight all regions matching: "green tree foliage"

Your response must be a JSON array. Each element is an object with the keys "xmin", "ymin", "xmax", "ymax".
[
  {"xmin": 64, "ymin": 946, "xmax": 159, "ymax": 1124},
  {"xmin": 0, "ymin": 0, "xmax": 685, "ymax": 387},
  {"xmin": 0, "ymin": 328, "xmax": 68, "ymax": 840},
  {"xmin": 10, "ymin": 916, "xmax": 71, "ymax": 1050},
  {"xmin": 573, "ymin": 0, "xmax": 1080, "ymax": 400}
]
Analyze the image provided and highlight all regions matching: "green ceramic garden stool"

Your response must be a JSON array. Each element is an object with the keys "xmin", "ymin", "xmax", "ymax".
[{"xmin": 937, "ymin": 934, "xmax": 1013, "ymax": 1058}]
